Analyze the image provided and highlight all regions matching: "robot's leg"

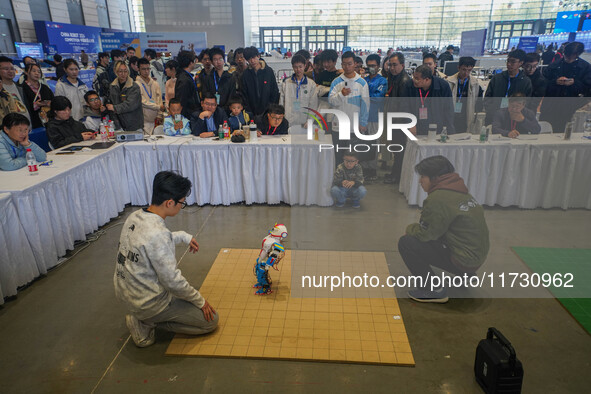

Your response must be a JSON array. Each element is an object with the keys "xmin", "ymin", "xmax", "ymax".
[{"xmin": 254, "ymin": 264, "xmax": 268, "ymax": 290}]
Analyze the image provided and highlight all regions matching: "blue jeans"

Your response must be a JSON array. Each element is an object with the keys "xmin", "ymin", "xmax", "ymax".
[{"xmin": 331, "ymin": 185, "xmax": 367, "ymax": 205}]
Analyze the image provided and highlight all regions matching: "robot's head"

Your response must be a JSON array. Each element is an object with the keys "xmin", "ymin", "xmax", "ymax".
[{"xmin": 269, "ymin": 223, "xmax": 288, "ymax": 240}]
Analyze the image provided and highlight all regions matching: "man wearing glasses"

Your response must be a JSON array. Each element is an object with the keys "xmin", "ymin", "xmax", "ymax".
[
  {"xmin": 254, "ymin": 103, "xmax": 289, "ymax": 136},
  {"xmin": 483, "ymin": 49, "xmax": 532, "ymax": 125},
  {"xmin": 114, "ymin": 171, "xmax": 218, "ymax": 348},
  {"xmin": 190, "ymin": 92, "xmax": 228, "ymax": 137},
  {"xmin": 80, "ymin": 90, "xmax": 108, "ymax": 131},
  {"xmin": 106, "ymin": 61, "xmax": 144, "ymax": 131},
  {"xmin": 523, "ymin": 52, "xmax": 547, "ymax": 113}
]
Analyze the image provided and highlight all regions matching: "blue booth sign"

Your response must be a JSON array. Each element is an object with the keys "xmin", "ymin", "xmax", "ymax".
[{"xmin": 34, "ymin": 20, "xmax": 102, "ymax": 54}]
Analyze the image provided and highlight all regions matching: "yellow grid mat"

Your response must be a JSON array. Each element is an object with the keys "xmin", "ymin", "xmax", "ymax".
[{"xmin": 166, "ymin": 249, "xmax": 415, "ymax": 366}]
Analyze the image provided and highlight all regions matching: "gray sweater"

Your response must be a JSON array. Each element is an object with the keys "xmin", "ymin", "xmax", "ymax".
[{"xmin": 114, "ymin": 209, "xmax": 204, "ymax": 320}]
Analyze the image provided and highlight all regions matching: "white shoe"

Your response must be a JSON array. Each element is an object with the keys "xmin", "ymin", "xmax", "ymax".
[{"xmin": 126, "ymin": 314, "xmax": 155, "ymax": 348}]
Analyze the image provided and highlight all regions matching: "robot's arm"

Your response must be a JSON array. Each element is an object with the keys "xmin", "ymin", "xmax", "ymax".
[{"xmin": 266, "ymin": 242, "xmax": 285, "ymax": 270}]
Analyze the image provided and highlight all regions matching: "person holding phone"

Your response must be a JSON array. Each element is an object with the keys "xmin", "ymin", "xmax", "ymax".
[
  {"xmin": 20, "ymin": 63, "xmax": 54, "ymax": 128},
  {"xmin": 540, "ymin": 41, "xmax": 591, "ymax": 133}
]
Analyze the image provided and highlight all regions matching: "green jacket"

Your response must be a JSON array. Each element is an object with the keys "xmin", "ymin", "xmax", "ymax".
[{"xmin": 406, "ymin": 189, "xmax": 489, "ymax": 271}]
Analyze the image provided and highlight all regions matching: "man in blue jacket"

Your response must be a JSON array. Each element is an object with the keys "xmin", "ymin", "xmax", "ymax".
[{"xmin": 190, "ymin": 92, "xmax": 228, "ymax": 137}]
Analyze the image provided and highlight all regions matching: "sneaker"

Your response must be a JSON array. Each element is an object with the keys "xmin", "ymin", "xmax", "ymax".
[
  {"xmin": 126, "ymin": 314, "xmax": 156, "ymax": 348},
  {"xmin": 335, "ymin": 202, "xmax": 345, "ymax": 208},
  {"xmin": 408, "ymin": 288, "xmax": 449, "ymax": 303},
  {"xmin": 352, "ymin": 201, "xmax": 361, "ymax": 209}
]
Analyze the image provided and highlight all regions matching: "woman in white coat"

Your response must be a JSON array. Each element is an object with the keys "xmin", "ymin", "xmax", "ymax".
[{"xmin": 54, "ymin": 59, "xmax": 89, "ymax": 121}]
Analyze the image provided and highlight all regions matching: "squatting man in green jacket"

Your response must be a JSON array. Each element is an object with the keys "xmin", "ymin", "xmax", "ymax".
[{"xmin": 398, "ymin": 156, "xmax": 490, "ymax": 303}]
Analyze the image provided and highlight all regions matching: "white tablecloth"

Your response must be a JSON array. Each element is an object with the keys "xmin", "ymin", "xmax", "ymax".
[
  {"xmin": 0, "ymin": 143, "xmax": 130, "ymax": 276},
  {"xmin": 123, "ymin": 135, "xmax": 335, "ymax": 206},
  {"xmin": 400, "ymin": 134, "xmax": 591, "ymax": 209},
  {"xmin": 0, "ymin": 193, "xmax": 38, "ymax": 305}
]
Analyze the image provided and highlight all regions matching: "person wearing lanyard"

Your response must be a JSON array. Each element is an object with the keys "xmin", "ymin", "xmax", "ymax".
[
  {"xmin": 492, "ymin": 93, "xmax": 541, "ymax": 138},
  {"xmin": 280, "ymin": 54, "xmax": 318, "ymax": 128},
  {"xmin": 484, "ymin": 49, "xmax": 531, "ymax": 125},
  {"xmin": 405, "ymin": 64, "xmax": 455, "ymax": 135},
  {"xmin": 203, "ymin": 47, "xmax": 235, "ymax": 109},
  {"xmin": 174, "ymin": 51, "xmax": 201, "ymax": 119},
  {"xmin": 0, "ymin": 113, "xmax": 46, "ymax": 171},
  {"xmin": 447, "ymin": 56, "xmax": 483, "ymax": 133},
  {"xmin": 254, "ymin": 104, "xmax": 290, "ymax": 136},
  {"xmin": 190, "ymin": 92, "xmax": 228, "ymax": 137},
  {"xmin": 137, "ymin": 58, "xmax": 164, "ymax": 135}
]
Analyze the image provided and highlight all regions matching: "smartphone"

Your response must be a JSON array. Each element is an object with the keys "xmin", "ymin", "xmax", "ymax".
[{"xmin": 345, "ymin": 82, "xmax": 348, "ymax": 87}]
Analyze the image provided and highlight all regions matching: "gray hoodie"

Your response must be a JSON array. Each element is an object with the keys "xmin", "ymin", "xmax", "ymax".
[{"xmin": 114, "ymin": 209, "xmax": 204, "ymax": 320}]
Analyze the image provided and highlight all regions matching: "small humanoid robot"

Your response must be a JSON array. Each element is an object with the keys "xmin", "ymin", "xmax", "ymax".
[{"xmin": 253, "ymin": 223, "xmax": 287, "ymax": 295}]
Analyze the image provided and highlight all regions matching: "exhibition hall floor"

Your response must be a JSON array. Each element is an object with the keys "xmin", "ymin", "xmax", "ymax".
[{"xmin": 0, "ymin": 183, "xmax": 590, "ymax": 393}]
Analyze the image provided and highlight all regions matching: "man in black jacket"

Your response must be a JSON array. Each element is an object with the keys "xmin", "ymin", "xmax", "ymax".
[
  {"xmin": 175, "ymin": 51, "xmax": 201, "ymax": 119},
  {"xmin": 190, "ymin": 92, "xmax": 228, "ymax": 137},
  {"xmin": 483, "ymin": 49, "xmax": 532, "ymax": 125},
  {"xmin": 438, "ymin": 45, "xmax": 454, "ymax": 68},
  {"xmin": 541, "ymin": 46, "xmax": 555, "ymax": 65},
  {"xmin": 384, "ymin": 52, "xmax": 412, "ymax": 184},
  {"xmin": 523, "ymin": 52, "xmax": 547, "ymax": 113},
  {"xmin": 403, "ymin": 65, "xmax": 455, "ymax": 135},
  {"xmin": 540, "ymin": 41, "xmax": 591, "ymax": 133},
  {"xmin": 203, "ymin": 47, "xmax": 235, "ymax": 109},
  {"xmin": 254, "ymin": 104, "xmax": 289, "ymax": 136},
  {"xmin": 241, "ymin": 47, "xmax": 279, "ymax": 117}
]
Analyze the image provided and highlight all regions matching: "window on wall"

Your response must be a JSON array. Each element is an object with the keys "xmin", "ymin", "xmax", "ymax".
[
  {"xmin": 66, "ymin": 0, "xmax": 85, "ymax": 25},
  {"xmin": 260, "ymin": 27, "xmax": 302, "ymax": 53},
  {"xmin": 305, "ymin": 26, "xmax": 347, "ymax": 51},
  {"xmin": 28, "ymin": 0, "xmax": 51, "ymax": 21},
  {"xmin": 95, "ymin": 0, "xmax": 110, "ymax": 29},
  {"xmin": 119, "ymin": 0, "xmax": 132, "ymax": 32},
  {"xmin": 249, "ymin": 0, "xmax": 558, "ymax": 50}
]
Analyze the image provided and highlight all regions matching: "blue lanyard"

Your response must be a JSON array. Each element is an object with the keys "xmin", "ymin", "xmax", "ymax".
[
  {"xmin": 214, "ymin": 71, "xmax": 220, "ymax": 92},
  {"xmin": 292, "ymin": 74, "xmax": 306, "ymax": 99},
  {"xmin": 506, "ymin": 72, "xmax": 518, "ymax": 97},
  {"xmin": 186, "ymin": 70, "xmax": 198, "ymax": 91},
  {"xmin": 141, "ymin": 82, "xmax": 152, "ymax": 100},
  {"xmin": 457, "ymin": 77, "xmax": 468, "ymax": 100}
]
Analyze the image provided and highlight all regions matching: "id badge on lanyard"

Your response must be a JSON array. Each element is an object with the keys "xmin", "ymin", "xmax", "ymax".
[
  {"xmin": 419, "ymin": 107, "xmax": 428, "ymax": 119},
  {"xmin": 215, "ymin": 93, "xmax": 220, "ymax": 104},
  {"xmin": 454, "ymin": 102, "xmax": 463, "ymax": 113},
  {"xmin": 293, "ymin": 101, "xmax": 301, "ymax": 112},
  {"xmin": 500, "ymin": 97, "xmax": 509, "ymax": 108}
]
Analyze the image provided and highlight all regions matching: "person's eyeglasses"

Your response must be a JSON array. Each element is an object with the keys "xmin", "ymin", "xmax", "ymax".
[
  {"xmin": 270, "ymin": 115, "xmax": 284, "ymax": 121},
  {"xmin": 117, "ymin": 69, "xmax": 129, "ymax": 74},
  {"xmin": 88, "ymin": 97, "xmax": 100, "ymax": 102},
  {"xmin": 176, "ymin": 200, "xmax": 187, "ymax": 209}
]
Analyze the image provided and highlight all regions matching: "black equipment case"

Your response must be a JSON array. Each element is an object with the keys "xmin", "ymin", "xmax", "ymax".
[{"xmin": 474, "ymin": 327, "xmax": 524, "ymax": 393}]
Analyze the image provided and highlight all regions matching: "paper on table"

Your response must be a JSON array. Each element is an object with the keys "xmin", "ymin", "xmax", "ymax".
[
  {"xmin": 450, "ymin": 133, "xmax": 473, "ymax": 141},
  {"xmin": 516, "ymin": 134, "xmax": 539, "ymax": 140}
]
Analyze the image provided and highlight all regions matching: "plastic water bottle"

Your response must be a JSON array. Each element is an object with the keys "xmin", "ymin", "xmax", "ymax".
[
  {"xmin": 26, "ymin": 148, "xmax": 38, "ymax": 175},
  {"xmin": 100, "ymin": 121, "xmax": 108, "ymax": 142},
  {"xmin": 584, "ymin": 116, "xmax": 591, "ymax": 138},
  {"xmin": 250, "ymin": 120, "xmax": 257, "ymax": 142},
  {"xmin": 107, "ymin": 119, "xmax": 115, "ymax": 138},
  {"xmin": 223, "ymin": 121, "xmax": 230, "ymax": 140},
  {"xmin": 218, "ymin": 124, "xmax": 224, "ymax": 139},
  {"xmin": 479, "ymin": 125, "xmax": 487, "ymax": 143},
  {"xmin": 440, "ymin": 126, "xmax": 448, "ymax": 143}
]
